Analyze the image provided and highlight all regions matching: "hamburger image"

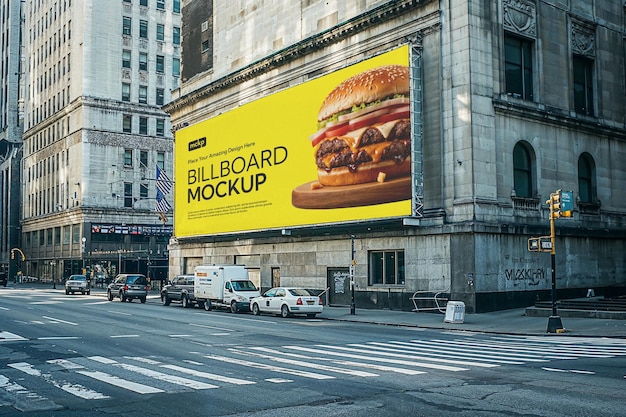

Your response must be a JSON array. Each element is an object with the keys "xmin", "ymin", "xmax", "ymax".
[{"xmin": 309, "ymin": 64, "xmax": 411, "ymax": 187}]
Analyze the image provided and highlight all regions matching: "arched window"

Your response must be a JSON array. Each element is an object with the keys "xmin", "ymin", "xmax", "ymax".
[
  {"xmin": 513, "ymin": 142, "xmax": 534, "ymax": 198},
  {"xmin": 578, "ymin": 153, "xmax": 596, "ymax": 203}
]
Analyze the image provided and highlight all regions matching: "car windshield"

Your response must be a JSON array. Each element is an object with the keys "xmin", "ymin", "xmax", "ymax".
[
  {"xmin": 231, "ymin": 280, "xmax": 257, "ymax": 291},
  {"xmin": 70, "ymin": 275, "xmax": 87, "ymax": 281},
  {"xmin": 288, "ymin": 288, "xmax": 312, "ymax": 296}
]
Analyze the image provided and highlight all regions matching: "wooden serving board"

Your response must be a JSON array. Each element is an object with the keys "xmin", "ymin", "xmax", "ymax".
[{"xmin": 292, "ymin": 177, "xmax": 411, "ymax": 209}]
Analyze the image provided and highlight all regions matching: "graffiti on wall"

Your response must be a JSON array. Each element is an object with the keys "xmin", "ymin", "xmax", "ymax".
[{"xmin": 504, "ymin": 268, "xmax": 546, "ymax": 286}]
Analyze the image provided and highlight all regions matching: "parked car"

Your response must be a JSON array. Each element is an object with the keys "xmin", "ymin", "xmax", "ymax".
[
  {"xmin": 65, "ymin": 274, "xmax": 90, "ymax": 295},
  {"xmin": 250, "ymin": 287, "xmax": 323, "ymax": 318},
  {"xmin": 161, "ymin": 274, "xmax": 196, "ymax": 308},
  {"xmin": 0, "ymin": 272, "xmax": 7, "ymax": 287},
  {"xmin": 107, "ymin": 274, "xmax": 149, "ymax": 303}
]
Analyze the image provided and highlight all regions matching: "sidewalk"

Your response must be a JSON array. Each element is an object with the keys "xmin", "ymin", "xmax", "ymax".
[{"xmin": 10, "ymin": 282, "xmax": 626, "ymax": 338}]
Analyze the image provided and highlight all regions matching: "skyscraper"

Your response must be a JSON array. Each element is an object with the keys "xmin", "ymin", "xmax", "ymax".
[{"xmin": 20, "ymin": 0, "xmax": 180, "ymax": 282}]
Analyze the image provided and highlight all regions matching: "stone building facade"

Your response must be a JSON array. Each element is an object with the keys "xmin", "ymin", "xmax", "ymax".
[
  {"xmin": 19, "ymin": 0, "xmax": 181, "ymax": 283},
  {"xmin": 165, "ymin": 0, "xmax": 626, "ymax": 313}
]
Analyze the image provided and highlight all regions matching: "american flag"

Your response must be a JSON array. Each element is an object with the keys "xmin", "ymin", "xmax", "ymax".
[{"xmin": 155, "ymin": 166, "xmax": 172, "ymax": 213}]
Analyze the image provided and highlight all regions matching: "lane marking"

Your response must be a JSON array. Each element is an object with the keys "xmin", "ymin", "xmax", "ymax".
[
  {"xmin": 37, "ymin": 337, "xmax": 80, "ymax": 340},
  {"xmin": 266, "ymin": 378, "xmax": 292, "ymax": 383},
  {"xmin": 110, "ymin": 335, "xmax": 140, "ymax": 338},
  {"xmin": 42, "ymin": 316, "xmax": 78, "ymax": 326},
  {"xmin": 0, "ymin": 331, "xmax": 27, "ymax": 341},
  {"xmin": 189, "ymin": 323, "xmax": 232, "ymax": 332}
]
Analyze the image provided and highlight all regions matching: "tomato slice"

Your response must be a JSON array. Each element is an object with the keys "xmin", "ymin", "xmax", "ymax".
[
  {"xmin": 376, "ymin": 109, "xmax": 410, "ymax": 124},
  {"xmin": 310, "ymin": 128, "xmax": 327, "ymax": 146},
  {"xmin": 323, "ymin": 121, "xmax": 351, "ymax": 138}
]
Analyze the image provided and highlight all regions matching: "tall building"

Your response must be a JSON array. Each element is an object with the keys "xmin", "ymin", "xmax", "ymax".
[
  {"xmin": 20, "ymin": 0, "xmax": 180, "ymax": 283},
  {"xmin": 165, "ymin": 0, "xmax": 626, "ymax": 313},
  {"xmin": 0, "ymin": 0, "xmax": 24, "ymax": 279}
]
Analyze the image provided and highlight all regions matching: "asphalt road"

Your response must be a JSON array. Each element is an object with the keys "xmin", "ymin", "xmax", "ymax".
[{"xmin": 1, "ymin": 287, "xmax": 625, "ymax": 416}]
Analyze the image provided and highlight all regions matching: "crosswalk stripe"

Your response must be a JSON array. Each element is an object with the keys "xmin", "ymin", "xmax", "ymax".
[
  {"xmin": 284, "ymin": 345, "xmax": 468, "ymax": 372},
  {"xmin": 112, "ymin": 363, "xmax": 219, "ymax": 390},
  {"xmin": 429, "ymin": 339, "xmax": 611, "ymax": 359},
  {"xmin": 204, "ymin": 354, "xmax": 335, "ymax": 380},
  {"xmin": 245, "ymin": 346, "xmax": 425, "ymax": 375},
  {"xmin": 342, "ymin": 344, "xmax": 499, "ymax": 369},
  {"xmin": 8, "ymin": 362, "xmax": 109, "ymax": 399},
  {"xmin": 0, "ymin": 374, "xmax": 59, "ymax": 412},
  {"xmin": 380, "ymin": 341, "xmax": 538, "ymax": 364},
  {"xmin": 233, "ymin": 347, "xmax": 379, "ymax": 377},
  {"xmin": 75, "ymin": 370, "xmax": 164, "ymax": 394},
  {"xmin": 159, "ymin": 364, "xmax": 256, "ymax": 385}
]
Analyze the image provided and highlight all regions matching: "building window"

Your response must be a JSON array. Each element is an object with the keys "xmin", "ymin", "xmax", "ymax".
[
  {"xmin": 139, "ymin": 52, "xmax": 148, "ymax": 71},
  {"xmin": 504, "ymin": 34, "xmax": 533, "ymax": 100},
  {"xmin": 140, "ymin": 150, "xmax": 149, "ymax": 168},
  {"xmin": 122, "ymin": 50, "xmax": 131, "ymax": 68},
  {"xmin": 123, "ymin": 16, "xmax": 132, "ymax": 36},
  {"xmin": 157, "ymin": 152, "xmax": 165, "ymax": 170},
  {"xmin": 123, "ymin": 114, "xmax": 132, "ymax": 133},
  {"xmin": 124, "ymin": 149, "xmax": 133, "ymax": 167},
  {"xmin": 156, "ymin": 23, "xmax": 164, "ymax": 41},
  {"xmin": 156, "ymin": 118, "xmax": 165, "ymax": 136},
  {"xmin": 578, "ymin": 152, "xmax": 596, "ymax": 203},
  {"xmin": 139, "ymin": 20, "xmax": 148, "ymax": 39},
  {"xmin": 156, "ymin": 55, "xmax": 164, "ymax": 73},
  {"xmin": 138, "ymin": 85, "xmax": 147, "ymax": 104},
  {"xmin": 513, "ymin": 142, "xmax": 533, "ymax": 198},
  {"xmin": 157, "ymin": 0, "xmax": 165, "ymax": 10},
  {"xmin": 173, "ymin": 26, "xmax": 180, "ymax": 45},
  {"xmin": 156, "ymin": 88, "xmax": 164, "ymax": 106},
  {"xmin": 369, "ymin": 250, "xmax": 405, "ymax": 285},
  {"xmin": 139, "ymin": 116, "xmax": 148, "ymax": 134},
  {"xmin": 172, "ymin": 57, "xmax": 180, "ymax": 77},
  {"xmin": 140, "ymin": 183, "xmax": 149, "ymax": 199},
  {"xmin": 124, "ymin": 182, "xmax": 133, "ymax": 208},
  {"xmin": 123, "ymin": 0, "xmax": 131, "ymax": 3},
  {"xmin": 122, "ymin": 83, "xmax": 131, "ymax": 101},
  {"xmin": 173, "ymin": 0, "xmax": 180, "ymax": 13},
  {"xmin": 573, "ymin": 55, "xmax": 594, "ymax": 116},
  {"xmin": 140, "ymin": 0, "xmax": 148, "ymax": 6},
  {"xmin": 201, "ymin": 40, "xmax": 209, "ymax": 53}
]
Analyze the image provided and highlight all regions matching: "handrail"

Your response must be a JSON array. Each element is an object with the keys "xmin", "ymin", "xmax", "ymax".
[{"xmin": 410, "ymin": 286, "xmax": 450, "ymax": 313}]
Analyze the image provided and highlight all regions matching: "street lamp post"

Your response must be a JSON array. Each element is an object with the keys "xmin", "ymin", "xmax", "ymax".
[
  {"xmin": 350, "ymin": 235, "xmax": 356, "ymax": 315},
  {"xmin": 81, "ymin": 237, "xmax": 86, "ymax": 274}
]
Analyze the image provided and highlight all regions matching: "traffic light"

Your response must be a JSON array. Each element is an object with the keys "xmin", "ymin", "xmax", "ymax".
[{"xmin": 546, "ymin": 190, "xmax": 561, "ymax": 219}]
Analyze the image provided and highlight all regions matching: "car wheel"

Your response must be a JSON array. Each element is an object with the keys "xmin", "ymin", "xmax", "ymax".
[
  {"xmin": 107, "ymin": 290, "xmax": 113, "ymax": 301},
  {"xmin": 87, "ymin": 290, "xmax": 90, "ymax": 295},
  {"xmin": 306, "ymin": 314, "xmax": 316, "ymax": 319},
  {"xmin": 281, "ymin": 305, "xmax": 290, "ymax": 318},
  {"xmin": 81, "ymin": 290, "xmax": 85, "ymax": 295},
  {"xmin": 120, "ymin": 292, "xmax": 126, "ymax": 302},
  {"xmin": 252, "ymin": 303, "xmax": 260, "ymax": 316},
  {"xmin": 230, "ymin": 301, "xmax": 238, "ymax": 313},
  {"xmin": 181, "ymin": 295, "xmax": 189, "ymax": 308},
  {"xmin": 203, "ymin": 300, "xmax": 212, "ymax": 311},
  {"xmin": 65, "ymin": 289, "xmax": 69, "ymax": 295},
  {"xmin": 140, "ymin": 297, "xmax": 146, "ymax": 304},
  {"xmin": 162, "ymin": 294, "xmax": 171, "ymax": 306}
]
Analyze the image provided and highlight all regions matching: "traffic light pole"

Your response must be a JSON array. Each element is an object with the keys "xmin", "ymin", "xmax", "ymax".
[{"xmin": 547, "ymin": 194, "xmax": 564, "ymax": 333}]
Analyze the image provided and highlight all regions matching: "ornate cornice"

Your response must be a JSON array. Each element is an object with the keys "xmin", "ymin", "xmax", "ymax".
[
  {"xmin": 164, "ymin": 0, "xmax": 430, "ymax": 116},
  {"xmin": 571, "ymin": 19, "xmax": 596, "ymax": 57}
]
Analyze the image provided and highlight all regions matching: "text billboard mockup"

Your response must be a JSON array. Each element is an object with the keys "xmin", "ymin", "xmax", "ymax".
[{"xmin": 175, "ymin": 45, "xmax": 411, "ymax": 237}]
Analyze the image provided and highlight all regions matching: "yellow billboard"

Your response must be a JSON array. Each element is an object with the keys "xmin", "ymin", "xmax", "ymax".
[{"xmin": 175, "ymin": 45, "xmax": 411, "ymax": 237}]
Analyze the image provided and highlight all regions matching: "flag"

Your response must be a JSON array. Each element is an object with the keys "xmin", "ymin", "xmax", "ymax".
[
  {"xmin": 156, "ymin": 166, "xmax": 172, "ymax": 195},
  {"xmin": 155, "ymin": 166, "xmax": 172, "ymax": 213}
]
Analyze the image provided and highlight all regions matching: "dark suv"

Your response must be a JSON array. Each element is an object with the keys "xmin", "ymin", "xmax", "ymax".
[
  {"xmin": 161, "ymin": 274, "xmax": 196, "ymax": 308},
  {"xmin": 107, "ymin": 274, "xmax": 149, "ymax": 303}
]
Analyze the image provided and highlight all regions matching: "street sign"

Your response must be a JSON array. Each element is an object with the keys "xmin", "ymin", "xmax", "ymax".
[
  {"xmin": 528, "ymin": 236, "xmax": 552, "ymax": 252},
  {"xmin": 560, "ymin": 190, "xmax": 573, "ymax": 217}
]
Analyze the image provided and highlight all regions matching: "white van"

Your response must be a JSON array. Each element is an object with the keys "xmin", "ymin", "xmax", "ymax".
[{"xmin": 194, "ymin": 265, "xmax": 260, "ymax": 313}]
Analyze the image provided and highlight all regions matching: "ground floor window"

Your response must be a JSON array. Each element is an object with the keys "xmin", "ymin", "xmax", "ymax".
[{"xmin": 369, "ymin": 250, "xmax": 405, "ymax": 285}]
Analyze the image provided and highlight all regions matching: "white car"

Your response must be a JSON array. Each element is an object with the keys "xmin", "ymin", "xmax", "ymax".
[
  {"xmin": 251, "ymin": 287, "xmax": 323, "ymax": 318},
  {"xmin": 65, "ymin": 274, "xmax": 90, "ymax": 295}
]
